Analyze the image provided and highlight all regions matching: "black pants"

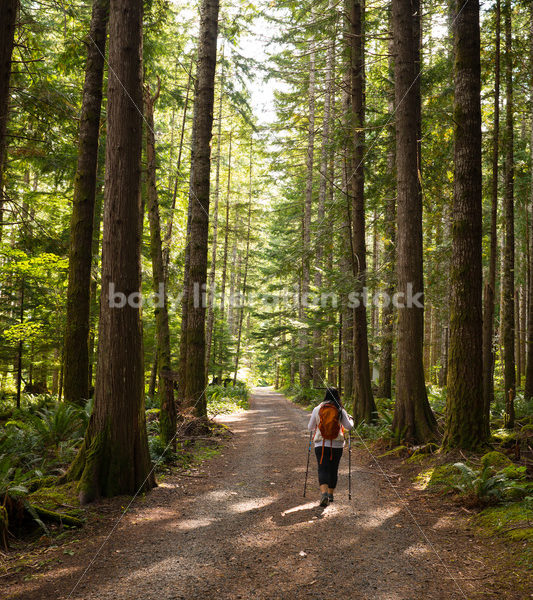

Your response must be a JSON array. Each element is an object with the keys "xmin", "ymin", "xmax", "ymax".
[{"xmin": 315, "ymin": 446, "xmax": 343, "ymax": 489}]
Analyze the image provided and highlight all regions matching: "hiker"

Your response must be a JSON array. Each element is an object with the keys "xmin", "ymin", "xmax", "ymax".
[{"xmin": 308, "ymin": 388, "xmax": 353, "ymax": 507}]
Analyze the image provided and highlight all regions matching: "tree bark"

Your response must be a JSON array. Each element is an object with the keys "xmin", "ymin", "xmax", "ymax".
[
  {"xmin": 163, "ymin": 68, "xmax": 192, "ymax": 279},
  {"xmin": 391, "ymin": 0, "xmax": 436, "ymax": 443},
  {"xmin": 63, "ymin": 0, "xmax": 109, "ymax": 406},
  {"xmin": 233, "ymin": 142, "xmax": 253, "ymax": 384},
  {"xmin": 339, "ymin": 53, "xmax": 353, "ymax": 404},
  {"xmin": 144, "ymin": 79, "xmax": 176, "ymax": 448},
  {"xmin": 349, "ymin": 0, "xmax": 376, "ymax": 424},
  {"xmin": 178, "ymin": 198, "xmax": 192, "ymax": 406},
  {"xmin": 205, "ymin": 53, "xmax": 225, "ymax": 378},
  {"xmin": 15, "ymin": 280, "xmax": 23, "ymax": 409},
  {"xmin": 443, "ymin": 0, "xmax": 486, "ymax": 450},
  {"xmin": 66, "ymin": 0, "xmax": 154, "ymax": 503},
  {"xmin": 482, "ymin": 0, "xmax": 500, "ymax": 434},
  {"xmin": 378, "ymin": 20, "xmax": 396, "ymax": 400},
  {"xmin": 502, "ymin": 0, "xmax": 515, "ymax": 428},
  {"xmin": 312, "ymin": 2, "xmax": 336, "ymax": 387},
  {"xmin": 0, "ymin": 0, "xmax": 18, "ymax": 240},
  {"xmin": 299, "ymin": 41, "xmax": 315, "ymax": 389},
  {"xmin": 183, "ymin": 0, "xmax": 219, "ymax": 416},
  {"xmin": 88, "ymin": 184, "xmax": 103, "ymax": 388},
  {"xmin": 525, "ymin": 3, "xmax": 533, "ymax": 401}
]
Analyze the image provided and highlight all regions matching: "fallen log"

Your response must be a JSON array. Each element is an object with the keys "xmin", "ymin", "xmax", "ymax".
[{"xmin": 31, "ymin": 506, "xmax": 84, "ymax": 528}]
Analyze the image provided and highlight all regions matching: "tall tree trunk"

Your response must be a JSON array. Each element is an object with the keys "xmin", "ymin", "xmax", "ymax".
[
  {"xmin": 63, "ymin": 0, "xmax": 109, "ymax": 406},
  {"xmin": 391, "ymin": 0, "xmax": 436, "ymax": 443},
  {"xmin": 520, "ymin": 285, "xmax": 526, "ymax": 384},
  {"xmin": 205, "ymin": 53, "xmax": 225, "ymax": 378},
  {"xmin": 233, "ymin": 143, "xmax": 253, "ymax": 384},
  {"xmin": 15, "ymin": 280, "xmax": 23, "ymax": 409},
  {"xmin": 443, "ymin": 0, "xmax": 486, "ymax": 450},
  {"xmin": 183, "ymin": 0, "xmax": 220, "ymax": 416},
  {"xmin": 312, "ymin": 2, "xmax": 335, "ymax": 387},
  {"xmin": 378, "ymin": 22, "xmax": 396, "ymax": 400},
  {"xmin": 219, "ymin": 131, "xmax": 232, "ymax": 322},
  {"xmin": 340, "ymin": 56, "xmax": 353, "ymax": 404},
  {"xmin": 178, "ymin": 199, "xmax": 192, "ymax": 405},
  {"xmin": 144, "ymin": 79, "xmax": 176, "ymax": 448},
  {"xmin": 482, "ymin": 0, "xmax": 500, "ymax": 434},
  {"xmin": 163, "ymin": 68, "xmax": 192, "ymax": 278},
  {"xmin": 349, "ymin": 0, "xmax": 376, "ymax": 423},
  {"xmin": 516, "ymin": 289, "xmax": 521, "ymax": 383},
  {"xmin": 66, "ymin": 0, "xmax": 154, "ymax": 503},
  {"xmin": 502, "ymin": 0, "xmax": 515, "ymax": 427},
  {"xmin": 148, "ymin": 348, "xmax": 158, "ymax": 399},
  {"xmin": 88, "ymin": 182, "xmax": 103, "ymax": 388},
  {"xmin": 526, "ymin": 3, "xmax": 533, "ymax": 401},
  {"xmin": 0, "ymin": 0, "xmax": 18, "ymax": 240},
  {"xmin": 299, "ymin": 42, "xmax": 315, "ymax": 389}
]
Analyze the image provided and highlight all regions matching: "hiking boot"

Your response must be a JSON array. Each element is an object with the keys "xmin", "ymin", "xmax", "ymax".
[
  {"xmin": 328, "ymin": 493, "xmax": 334, "ymax": 503},
  {"xmin": 319, "ymin": 492, "xmax": 329, "ymax": 507}
]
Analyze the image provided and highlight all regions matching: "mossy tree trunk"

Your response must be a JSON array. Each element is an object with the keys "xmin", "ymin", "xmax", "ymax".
[
  {"xmin": 526, "ymin": 4, "xmax": 533, "ymax": 403},
  {"xmin": 348, "ymin": 0, "xmax": 376, "ymax": 424},
  {"xmin": 67, "ymin": 0, "xmax": 154, "ymax": 504},
  {"xmin": 391, "ymin": 0, "xmax": 436, "ymax": 444},
  {"xmin": 443, "ymin": 0, "xmax": 487, "ymax": 451},
  {"xmin": 482, "ymin": 0, "xmax": 500, "ymax": 435},
  {"xmin": 63, "ymin": 0, "xmax": 109, "ymax": 406},
  {"xmin": 502, "ymin": 0, "xmax": 515, "ymax": 428},
  {"xmin": 144, "ymin": 80, "xmax": 176, "ymax": 448},
  {"xmin": 183, "ymin": 0, "xmax": 220, "ymax": 416},
  {"xmin": 0, "ymin": 0, "xmax": 18, "ymax": 241}
]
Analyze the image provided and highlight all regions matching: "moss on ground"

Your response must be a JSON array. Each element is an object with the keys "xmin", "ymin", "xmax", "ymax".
[
  {"xmin": 414, "ymin": 463, "xmax": 459, "ymax": 491},
  {"xmin": 28, "ymin": 482, "xmax": 84, "ymax": 518},
  {"xmin": 474, "ymin": 501, "xmax": 533, "ymax": 543},
  {"xmin": 480, "ymin": 451, "xmax": 513, "ymax": 470}
]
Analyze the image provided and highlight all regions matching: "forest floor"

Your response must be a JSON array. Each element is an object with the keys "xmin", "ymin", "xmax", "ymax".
[{"xmin": 2, "ymin": 388, "xmax": 531, "ymax": 600}]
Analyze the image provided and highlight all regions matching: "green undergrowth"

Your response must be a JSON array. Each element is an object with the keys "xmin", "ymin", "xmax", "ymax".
[
  {"xmin": 1, "ymin": 386, "xmax": 245, "ymax": 548},
  {"xmin": 412, "ymin": 450, "xmax": 533, "ymax": 562},
  {"xmin": 206, "ymin": 384, "xmax": 250, "ymax": 416},
  {"xmin": 280, "ymin": 384, "xmax": 322, "ymax": 409},
  {"xmin": 473, "ymin": 501, "xmax": 533, "ymax": 543}
]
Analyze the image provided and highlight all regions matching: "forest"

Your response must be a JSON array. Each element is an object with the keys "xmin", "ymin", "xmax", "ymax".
[{"xmin": 0, "ymin": 0, "xmax": 532, "ymax": 598}]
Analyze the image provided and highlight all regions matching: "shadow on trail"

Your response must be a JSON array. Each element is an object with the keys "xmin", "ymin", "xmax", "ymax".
[{"xmin": 5, "ymin": 388, "xmax": 503, "ymax": 600}]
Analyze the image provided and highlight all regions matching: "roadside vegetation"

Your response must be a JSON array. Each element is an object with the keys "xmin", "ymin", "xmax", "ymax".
[{"xmin": 0, "ymin": 384, "xmax": 249, "ymax": 552}]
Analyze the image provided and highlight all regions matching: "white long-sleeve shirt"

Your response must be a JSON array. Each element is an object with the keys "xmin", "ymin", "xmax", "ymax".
[{"xmin": 308, "ymin": 403, "xmax": 354, "ymax": 448}]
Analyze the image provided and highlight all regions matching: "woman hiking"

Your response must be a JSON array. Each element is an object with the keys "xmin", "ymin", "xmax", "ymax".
[{"xmin": 307, "ymin": 388, "xmax": 353, "ymax": 507}]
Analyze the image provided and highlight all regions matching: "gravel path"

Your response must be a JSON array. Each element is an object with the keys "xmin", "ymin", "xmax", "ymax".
[{"xmin": 5, "ymin": 388, "xmax": 517, "ymax": 599}]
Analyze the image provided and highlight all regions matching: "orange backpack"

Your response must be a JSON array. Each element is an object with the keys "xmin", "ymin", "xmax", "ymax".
[{"xmin": 317, "ymin": 402, "xmax": 342, "ymax": 464}]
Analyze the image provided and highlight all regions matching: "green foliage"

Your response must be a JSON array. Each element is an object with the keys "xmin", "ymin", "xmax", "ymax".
[
  {"xmin": 206, "ymin": 384, "xmax": 249, "ymax": 416},
  {"xmin": 449, "ymin": 462, "xmax": 531, "ymax": 506},
  {"xmin": 281, "ymin": 385, "xmax": 322, "ymax": 408},
  {"xmin": 29, "ymin": 403, "xmax": 84, "ymax": 452}
]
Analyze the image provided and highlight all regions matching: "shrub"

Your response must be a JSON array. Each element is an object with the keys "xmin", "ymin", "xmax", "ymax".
[
  {"xmin": 29, "ymin": 403, "xmax": 84, "ymax": 452},
  {"xmin": 450, "ymin": 462, "xmax": 531, "ymax": 507}
]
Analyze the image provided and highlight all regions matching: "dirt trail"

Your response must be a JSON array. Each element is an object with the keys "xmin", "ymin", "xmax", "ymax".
[{"xmin": 6, "ymin": 389, "xmax": 516, "ymax": 599}]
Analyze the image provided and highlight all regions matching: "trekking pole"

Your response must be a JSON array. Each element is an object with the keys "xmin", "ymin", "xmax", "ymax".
[
  {"xmin": 348, "ymin": 429, "xmax": 352, "ymax": 500},
  {"xmin": 303, "ymin": 430, "xmax": 313, "ymax": 497}
]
